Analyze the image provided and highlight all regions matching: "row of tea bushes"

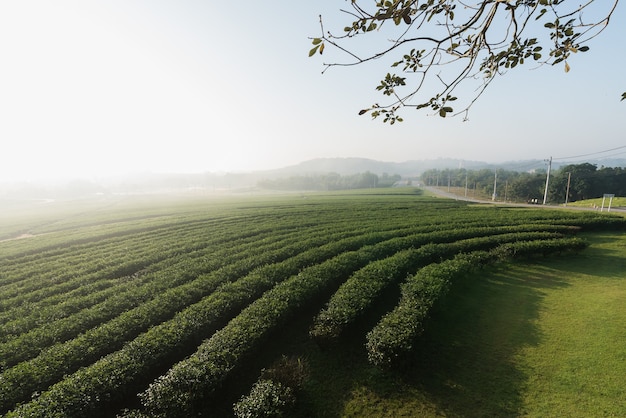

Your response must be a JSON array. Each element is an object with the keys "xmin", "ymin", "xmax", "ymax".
[
  {"xmin": 310, "ymin": 230, "xmax": 565, "ymax": 342},
  {"xmin": 366, "ymin": 237, "xmax": 588, "ymax": 368},
  {"xmin": 138, "ymin": 241, "xmax": 406, "ymax": 416},
  {"xmin": 3, "ymin": 228, "xmax": 414, "ymax": 416}
]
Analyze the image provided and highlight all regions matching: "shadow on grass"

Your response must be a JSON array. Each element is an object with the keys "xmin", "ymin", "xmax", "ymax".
[
  {"xmin": 394, "ymin": 264, "xmax": 568, "ymax": 417},
  {"xmin": 200, "ymin": 237, "xmax": 623, "ymax": 417},
  {"xmin": 296, "ymin": 260, "xmax": 572, "ymax": 418},
  {"xmin": 538, "ymin": 233, "xmax": 626, "ymax": 279},
  {"xmin": 207, "ymin": 255, "xmax": 585, "ymax": 417}
]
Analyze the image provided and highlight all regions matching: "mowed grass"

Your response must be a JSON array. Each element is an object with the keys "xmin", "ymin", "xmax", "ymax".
[
  {"xmin": 292, "ymin": 231, "xmax": 626, "ymax": 417},
  {"xmin": 566, "ymin": 196, "xmax": 626, "ymax": 210},
  {"xmin": 517, "ymin": 232, "xmax": 626, "ymax": 417}
]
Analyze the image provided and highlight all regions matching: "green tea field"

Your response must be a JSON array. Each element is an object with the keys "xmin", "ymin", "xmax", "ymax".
[{"xmin": 1, "ymin": 189, "xmax": 624, "ymax": 417}]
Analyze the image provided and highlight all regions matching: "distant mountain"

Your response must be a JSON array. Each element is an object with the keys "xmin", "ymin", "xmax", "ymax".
[
  {"xmin": 260, "ymin": 157, "xmax": 493, "ymax": 178},
  {"xmin": 262, "ymin": 157, "xmax": 626, "ymax": 177}
]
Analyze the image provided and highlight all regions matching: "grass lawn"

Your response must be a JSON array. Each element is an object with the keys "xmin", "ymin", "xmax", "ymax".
[
  {"xmin": 517, "ymin": 232, "xmax": 626, "ymax": 417},
  {"xmin": 566, "ymin": 196, "xmax": 626, "ymax": 210},
  {"xmin": 293, "ymin": 231, "xmax": 626, "ymax": 417}
]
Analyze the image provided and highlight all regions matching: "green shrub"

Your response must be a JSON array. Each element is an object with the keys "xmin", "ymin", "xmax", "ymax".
[
  {"xmin": 233, "ymin": 380, "xmax": 295, "ymax": 418},
  {"xmin": 366, "ymin": 252, "xmax": 486, "ymax": 368},
  {"xmin": 233, "ymin": 356, "xmax": 307, "ymax": 418}
]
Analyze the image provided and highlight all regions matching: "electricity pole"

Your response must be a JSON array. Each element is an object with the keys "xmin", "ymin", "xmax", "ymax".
[
  {"xmin": 492, "ymin": 169, "xmax": 497, "ymax": 201},
  {"xmin": 464, "ymin": 172, "xmax": 468, "ymax": 197},
  {"xmin": 543, "ymin": 157, "xmax": 552, "ymax": 205},
  {"xmin": 565, "ymin": 172, "xmax": 571, "ymax": 206}
]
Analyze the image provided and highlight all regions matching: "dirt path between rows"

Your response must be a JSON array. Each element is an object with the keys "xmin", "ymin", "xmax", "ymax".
[{"xmin": 0, "ymin": 233, "xmax": 36, "ymax": 243}]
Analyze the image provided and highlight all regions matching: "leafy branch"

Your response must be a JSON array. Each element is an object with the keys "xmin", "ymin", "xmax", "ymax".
[{"xmin": 309, "ymin": 0, "xmax": 620, "ymax": 123}]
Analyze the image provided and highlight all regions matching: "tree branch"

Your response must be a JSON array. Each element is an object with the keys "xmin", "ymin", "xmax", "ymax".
[{"xmin": 309, "ymin": 0, "xmax": 621, "ymax": 122}]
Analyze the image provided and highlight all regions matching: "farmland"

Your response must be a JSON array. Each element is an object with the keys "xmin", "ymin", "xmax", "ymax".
[{"xmin": 1, "ymin": 189, "xmax": 625, "ymax": 417}]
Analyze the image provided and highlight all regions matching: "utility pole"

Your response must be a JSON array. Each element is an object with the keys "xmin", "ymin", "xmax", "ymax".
[
  {"xmin": 543, "ymin": 156, "xmax": 552, "ymax": 205},
  {"xmin": 565, "ymin": 172, "xmax": 571, "ymax": 206},
  {"xmin": 492, "ymin": 169, "xmax": 497, "ymax": 201},
  {"xmin": 464, "ymin": 172, "xmax": 468, "ymax": 197}
]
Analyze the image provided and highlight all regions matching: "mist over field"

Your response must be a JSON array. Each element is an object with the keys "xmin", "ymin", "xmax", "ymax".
[{"xmin": 2, "ymin": 156, "xmax": 626, "ymax": 204}]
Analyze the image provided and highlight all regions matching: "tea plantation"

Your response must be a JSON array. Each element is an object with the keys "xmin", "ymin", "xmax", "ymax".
[{"xmin": 1, "ymin": 189, "xmax": 624, "ymax": 417}]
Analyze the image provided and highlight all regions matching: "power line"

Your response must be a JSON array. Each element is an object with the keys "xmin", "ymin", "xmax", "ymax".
[
  {"xmin": 501, "ymin": 160, "xmax": 547, "ymax": 172},
  {"xmin": 553, "ymin": 145, "xmax": 626, "ymax": 161}
]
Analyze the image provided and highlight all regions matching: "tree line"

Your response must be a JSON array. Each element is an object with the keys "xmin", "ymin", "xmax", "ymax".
[
  {"xmin": 257, "ymin": 172, "xmax": 401, "ymax": 191},
  {"xmin": 421, "ymin": 163, "xmax": 626, "ymax": 203}
]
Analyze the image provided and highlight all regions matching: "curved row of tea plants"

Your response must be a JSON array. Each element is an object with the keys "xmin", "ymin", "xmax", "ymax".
[
  {"xmin": 0, "ymin": 207, "xmax": 384, "ymax": 323},
  {"xmin": 0, "ymin": 219, "xmax": 488, "ymax": 414},
  {"xmin": 138, "ymin": 237, "xmax": 425, "ymax": 416},
  {"xmin": 310, "ymin": 230, "xmax": 566, "ymax": 342},
  {"xmin": 1, "ymin": 217, "xmax": 458, "ymax": 413},
  {"xmin": 0, "ymin": 217, "xmax": 353, "ymax": 346},
  {"xmin": 3, "ymin": 228, "xmax": 427, "ymax": 416},
  {"xmin": 0, "ymin": 216, "xmax": 320, "ymax": 307},
  {"xmin": 0, "ymin": 222, "xmax": 403, "ymax": 411},
  {"xmin": 135, "ymin": 218, "xmax": 622, "ymax": 416},
  {"xmin": 0, "ymin": 228, "xmax": 333, "ymax": 368},
  {"xmin": 137, "ymin": 232, "xmax": 589, "ymax": 416},
  {"xmin": 2, "ymin": 206, "xmax": 506, "ymax": 338},
  {"xmin": 2, "ymin": 193, "xmax": 625, "ymax": 417},
  {"xmin": 0, "ymin": 215, "xmax": 237, "ymax": 280},
  {"xmin": 366, "ymin": 237, "xmax": 589, "ymax": 368}
]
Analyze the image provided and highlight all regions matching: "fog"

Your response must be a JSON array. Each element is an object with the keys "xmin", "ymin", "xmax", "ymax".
[{"xmin": 1, "ymin": 2, "xmax": 624, "ymax": 186}]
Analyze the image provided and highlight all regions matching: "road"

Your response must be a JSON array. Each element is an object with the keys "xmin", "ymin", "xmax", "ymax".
[{"xmin": 422, "ymin": 186, "xmax": 626, "ymax": 214}]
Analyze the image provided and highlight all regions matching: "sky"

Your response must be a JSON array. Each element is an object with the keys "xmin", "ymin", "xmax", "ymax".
[{"xmin": 0, "ymin": 1, "xmax": 625, "ymax": 183}]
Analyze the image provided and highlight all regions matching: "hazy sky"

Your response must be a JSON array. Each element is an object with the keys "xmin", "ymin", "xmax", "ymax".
[{"xmin": 1, "ymin": 1, "xmax": 624, "ymax": 182}]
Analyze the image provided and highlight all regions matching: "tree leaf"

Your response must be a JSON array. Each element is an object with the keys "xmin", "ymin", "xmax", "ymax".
[
  {"xmin": 564, "ymin": 61, "xmax": 570, "ymax": 73},
  {"xmin": 308, "ymin": 45, "xmax": 320, "ymax": 57}
]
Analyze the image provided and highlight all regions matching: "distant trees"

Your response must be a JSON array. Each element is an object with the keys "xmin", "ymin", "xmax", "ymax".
[
  {"xmin": 547, "ymin": 164, "xmax": 626, "ymax": 202},
  {"xmin": 422, "ymin": 163, "xmax": 626, "ymax": 203},
  {"xmin": 421, "ymin": 167, "xmax": 531, "ymax": 200},
  {"xmin": 257, "ymin": 171, "xmax": 401, "ymax": 191},
  {"xmin": 507, "ymin": 172, "xmax": 546, "ymax": 202},
  {"xmin": 550, "ymin": 163, "xmax": 598, "ymax": 202}
]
